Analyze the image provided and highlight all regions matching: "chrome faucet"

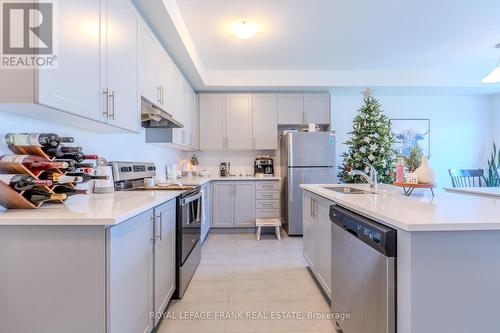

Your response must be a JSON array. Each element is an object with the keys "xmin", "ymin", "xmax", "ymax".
[{"xmin": 348, "ymin": 162, "xmax": 378, "ymax": 190}]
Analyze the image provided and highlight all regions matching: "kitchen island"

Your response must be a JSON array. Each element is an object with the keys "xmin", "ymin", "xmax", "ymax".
[
  {"xmin": 301, "ymin": 184, "xmax": 500, "ymax": 333},
  {"xmin": 0, "ymin": 191, "xmax": 182, "ymax": 333}
]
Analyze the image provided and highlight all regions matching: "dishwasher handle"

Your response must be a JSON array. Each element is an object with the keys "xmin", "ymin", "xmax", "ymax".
[
  {"xmin": 342, "ymin": 225, "xmax": 359, "ymax": 238},
  {"xmin": 330, "ymin": 205, "xmax": 397, "ymax": 257}
]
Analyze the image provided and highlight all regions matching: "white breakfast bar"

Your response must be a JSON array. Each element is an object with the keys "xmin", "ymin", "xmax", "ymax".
[
  {"xmin": 444, "ymin": 186, "xmax": 500, "ymax": 199},
  {"xmin": 301, "ymin": 184, "xmax": 500, "ymax": 333}
]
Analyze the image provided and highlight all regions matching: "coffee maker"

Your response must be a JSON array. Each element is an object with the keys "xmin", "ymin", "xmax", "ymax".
[
  {"xmin": 254, "ymin": 155, "xmax": 274, "ymax": 178},
  {"xmin": 219, "ymin": 162, "xmax": 230, "ymax": 177}
]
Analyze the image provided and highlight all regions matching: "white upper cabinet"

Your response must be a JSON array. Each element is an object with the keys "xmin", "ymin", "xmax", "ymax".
[
  {"xmin": 0, "ymin": 0, "xmax": 141, "ymax": 133},
  {"xmin": 104, "ymin": 0, "xmax": 139, "ymax": 132},
  {"xmin": 138, "ymin": 20, "xmax": 197, "ymax": 150},
  {"xmin": 199, "ymin": 94, "xmax": 226, "ymax": 150},
  {"xmin": 226, "ymin": 94, "xmax": 253, "ymax": 150},
  {"xmin": 277, "ymin": 93, "xmax": 331, "ymax": 125},
  {"xmin": 199, "ymin": 93, "xmax": 329, "ymax": 151},
  {"xmin": 278, "ymin": 94, "xmax": 304, "ymax": 124},
  {"xmin": 304, "ymin": 93, "xmax": 331, "ymax": 124},
  {"xmin": 253, "ymin": 94, "xmax": 278, "ymax": 150},
  {"xmin": 156, "ymin": 50, "xmax": 171, "ymax": 110},
  {"xmin": 139, "ymin": 23, "xmax": 158, "ymax": 105},
  {"xmin": 37, "ymin": 0, "xmax": 102, "ymax": 123},
  {"xmin": 167, "ymin": 65, "xmax": 182, "ymax": 119}
]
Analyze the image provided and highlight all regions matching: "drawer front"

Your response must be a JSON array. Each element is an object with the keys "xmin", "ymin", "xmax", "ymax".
[
  {"xmin": 256, "ymin": 191, "xmax": 280, "ymax": 200},
  {"xmin": 256, "ymin": 209, "xmax": 280, "ymax": 219},
  {"xmin": 256, "ymin": 181, "xmax": 279, "ymax": 191},
  {"xmin": 256, "ymin": 200, "xmax": 279, "ymax": 209}
]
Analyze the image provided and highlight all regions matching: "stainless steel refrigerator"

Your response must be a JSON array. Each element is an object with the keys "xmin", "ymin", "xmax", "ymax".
[{"xmin": 280, "ymin": 132, "xmax": 336, "ymax": 235}]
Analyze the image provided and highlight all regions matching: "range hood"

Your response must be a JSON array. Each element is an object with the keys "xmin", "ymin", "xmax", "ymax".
[{"xmin": 141, "ymin": 98, "xmax": 183, "ymax": 129}]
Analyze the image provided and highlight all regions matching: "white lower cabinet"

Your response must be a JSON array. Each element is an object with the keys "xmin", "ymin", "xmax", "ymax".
[
  {"xmin": 303, "ymin": 192, "xmax": 331, "ymax": 299},
  {"xmin": 303, "ymin": 194, "xmax": 316, "ymax": 271},
  {"xmin": 212, "ymin": 180, "xmax": 280, "ymax": 228},
  {"xmin": 212, "ymin": 181, "xmax": 256, "ymax": 228},
  {"xmin": 201, "ymin": 182, "xmax": 211, "ymax": 243},
  {"xmin": 107, "ymin": 210, "xmax": 154, "ymax": 333},
  {"xmin": 107, "ymin": 199, "xmax": 176, "ymax": 333},
  {"xmin": 212, "ymin": 181, "xmax": 234, "ymax": 227},
  {"xmin": 234, "ymin": 182, "xmax": 256, "ymax": 227},
  {"xmin": 152, "ymin": 200, "xmax": 176, "ymax": 327}
]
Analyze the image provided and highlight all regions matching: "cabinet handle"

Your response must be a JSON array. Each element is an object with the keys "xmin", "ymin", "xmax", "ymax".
[
  {"xmin": 310, "ymin": 199, "xmax": 313, "ymax": 218},
  {"xmin": 150, "ymin": 216, "xmax": 155, "ymax": 241},
  {"xmin": 155, "ymin": 212, "xmax": 162, "ymax": 241},
  {"xmin": 157, "ymin": 86, "xmax": 162, "ymax": 105},
  {"xmin": 109, "ymin": 90, "xmax": 115, "ymax": 120},
  {"xmin": 161, "ymin": 87, "xmax": 165, "ymax": 105},
  {"xmin": 102, "ymin": 88, "xmax": 109, "ymax": 118}
]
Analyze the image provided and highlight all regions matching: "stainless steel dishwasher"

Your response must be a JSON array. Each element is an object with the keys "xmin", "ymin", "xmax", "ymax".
[{"xmin": 330, "ymin": 205, "xmax": 397, "ymax": 333}]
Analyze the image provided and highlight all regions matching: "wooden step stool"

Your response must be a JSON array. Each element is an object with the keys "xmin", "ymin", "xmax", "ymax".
[{"xmin": 256, "ymin": 219, "xmax": 282, "ymax": 240}]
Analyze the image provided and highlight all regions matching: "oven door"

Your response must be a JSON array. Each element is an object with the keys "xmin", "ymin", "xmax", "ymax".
[{"xmin": 180, "ymin": 191, "xmax": 202, "ymax": 264}]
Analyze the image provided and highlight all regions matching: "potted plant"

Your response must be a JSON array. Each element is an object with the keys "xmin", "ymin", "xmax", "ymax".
[{"xmin": 485, "ymin": 143, "xmax": 500, "ymax": 187}]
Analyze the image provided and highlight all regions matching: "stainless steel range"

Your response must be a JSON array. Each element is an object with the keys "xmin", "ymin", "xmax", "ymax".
[{"xmin": 110, "ymin": 161, "xmax": 201, "ymax": 299}]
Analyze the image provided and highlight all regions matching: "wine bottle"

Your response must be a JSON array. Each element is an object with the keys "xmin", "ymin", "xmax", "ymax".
[
  {"xmin": 43, "ymin": 145, "xmax": 83, "ymax": 158},
  {"xmin": 5, "ymin": 133, "xmax": 74, "ymax": 147},
  {"xmin": 65, "ymin": 172, "xmax": 109, "ymax": 183},
  {"xmin": 0, "ymin": 155, "xmax": 69, "ymax": 173},
  {"xmin": 24, "ymin": 189, "xmax": 67, "ymax": 205},
  {"xmin": 53, "ymin": 159, "xmax": 95, "ymax": 172},
  {"xmin": 0, "ymin": 174, "xmax": 52, "ymax": 191},
  {"xmin": 40, "ymin": 172, "xmax": 84, "ymax": 184},
  {"xmin": 52, "ymin": 185, "xmax": 88, "ymax": 196},
  {"xmin": 59, "ymin": 153, "xmax": 98, "ymax": 163}
]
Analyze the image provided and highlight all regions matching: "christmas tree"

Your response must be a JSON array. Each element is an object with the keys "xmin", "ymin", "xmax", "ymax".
[{"xmin": 338, "ymin": 89, "xmax": 396, "ymax": 184}]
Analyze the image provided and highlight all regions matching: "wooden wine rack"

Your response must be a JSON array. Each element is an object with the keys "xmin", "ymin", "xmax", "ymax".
[{"xmin": 0, "ymin": 145, "xmax": 82, "ymax": 209}]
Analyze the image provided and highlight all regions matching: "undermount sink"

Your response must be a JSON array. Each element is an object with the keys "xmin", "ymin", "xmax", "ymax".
[{"xmin": 323, "ymin": 186, "xmax": 374, "ymax": 194}]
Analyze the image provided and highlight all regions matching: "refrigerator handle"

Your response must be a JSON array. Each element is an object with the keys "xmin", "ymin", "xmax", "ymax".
[{"xmin": 288, "ymin": 171, "xmax": 293, "ymax": 203}]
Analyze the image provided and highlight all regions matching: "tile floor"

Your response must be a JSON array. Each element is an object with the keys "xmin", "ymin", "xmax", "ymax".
[{"xmin": 157, "ymin": 232, "xmax": 336, "ymax": 333}]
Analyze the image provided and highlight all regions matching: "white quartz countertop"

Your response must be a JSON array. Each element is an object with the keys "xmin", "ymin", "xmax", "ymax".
[
  {"xmin": 301, "ymin": 184, "xmax": 500, "ymax": 232},
  {"xmin": 178, "ymin": 176, "xmax": 280, "ymax": 185},
  {"xmin": 0, "ymin": 191, "xmax": 182, "ymax": 226},
  {"xmin": 0, "ymin": 176, "xmax": 282, "ymax": 226},
  {"xmin": 444, "ymin": 187, "xmax": 500, "ymax": 199}
]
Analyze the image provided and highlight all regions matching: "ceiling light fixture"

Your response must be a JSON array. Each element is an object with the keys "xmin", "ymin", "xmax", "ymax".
[
  {"xmin": 482, "ymin": 43, "xmax": 500, "ymax": 84},
  {"xmin": 229, "ymin": 20, "xmax": 260, "ymax": 40}
]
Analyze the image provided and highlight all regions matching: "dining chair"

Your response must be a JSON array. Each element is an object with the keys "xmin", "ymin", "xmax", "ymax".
[{"xmin": 448, "ymin": 169, "xmax": 486, "ymax": 188}]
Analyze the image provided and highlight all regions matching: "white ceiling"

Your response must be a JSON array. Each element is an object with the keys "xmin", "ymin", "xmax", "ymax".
[
  {"xmin": 137, "ymin": 0, "xmax": 500, "ymax": 92},
  {"xmin": 177, "ymin": 0, "xmax": 499, "ymax": 72}
]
